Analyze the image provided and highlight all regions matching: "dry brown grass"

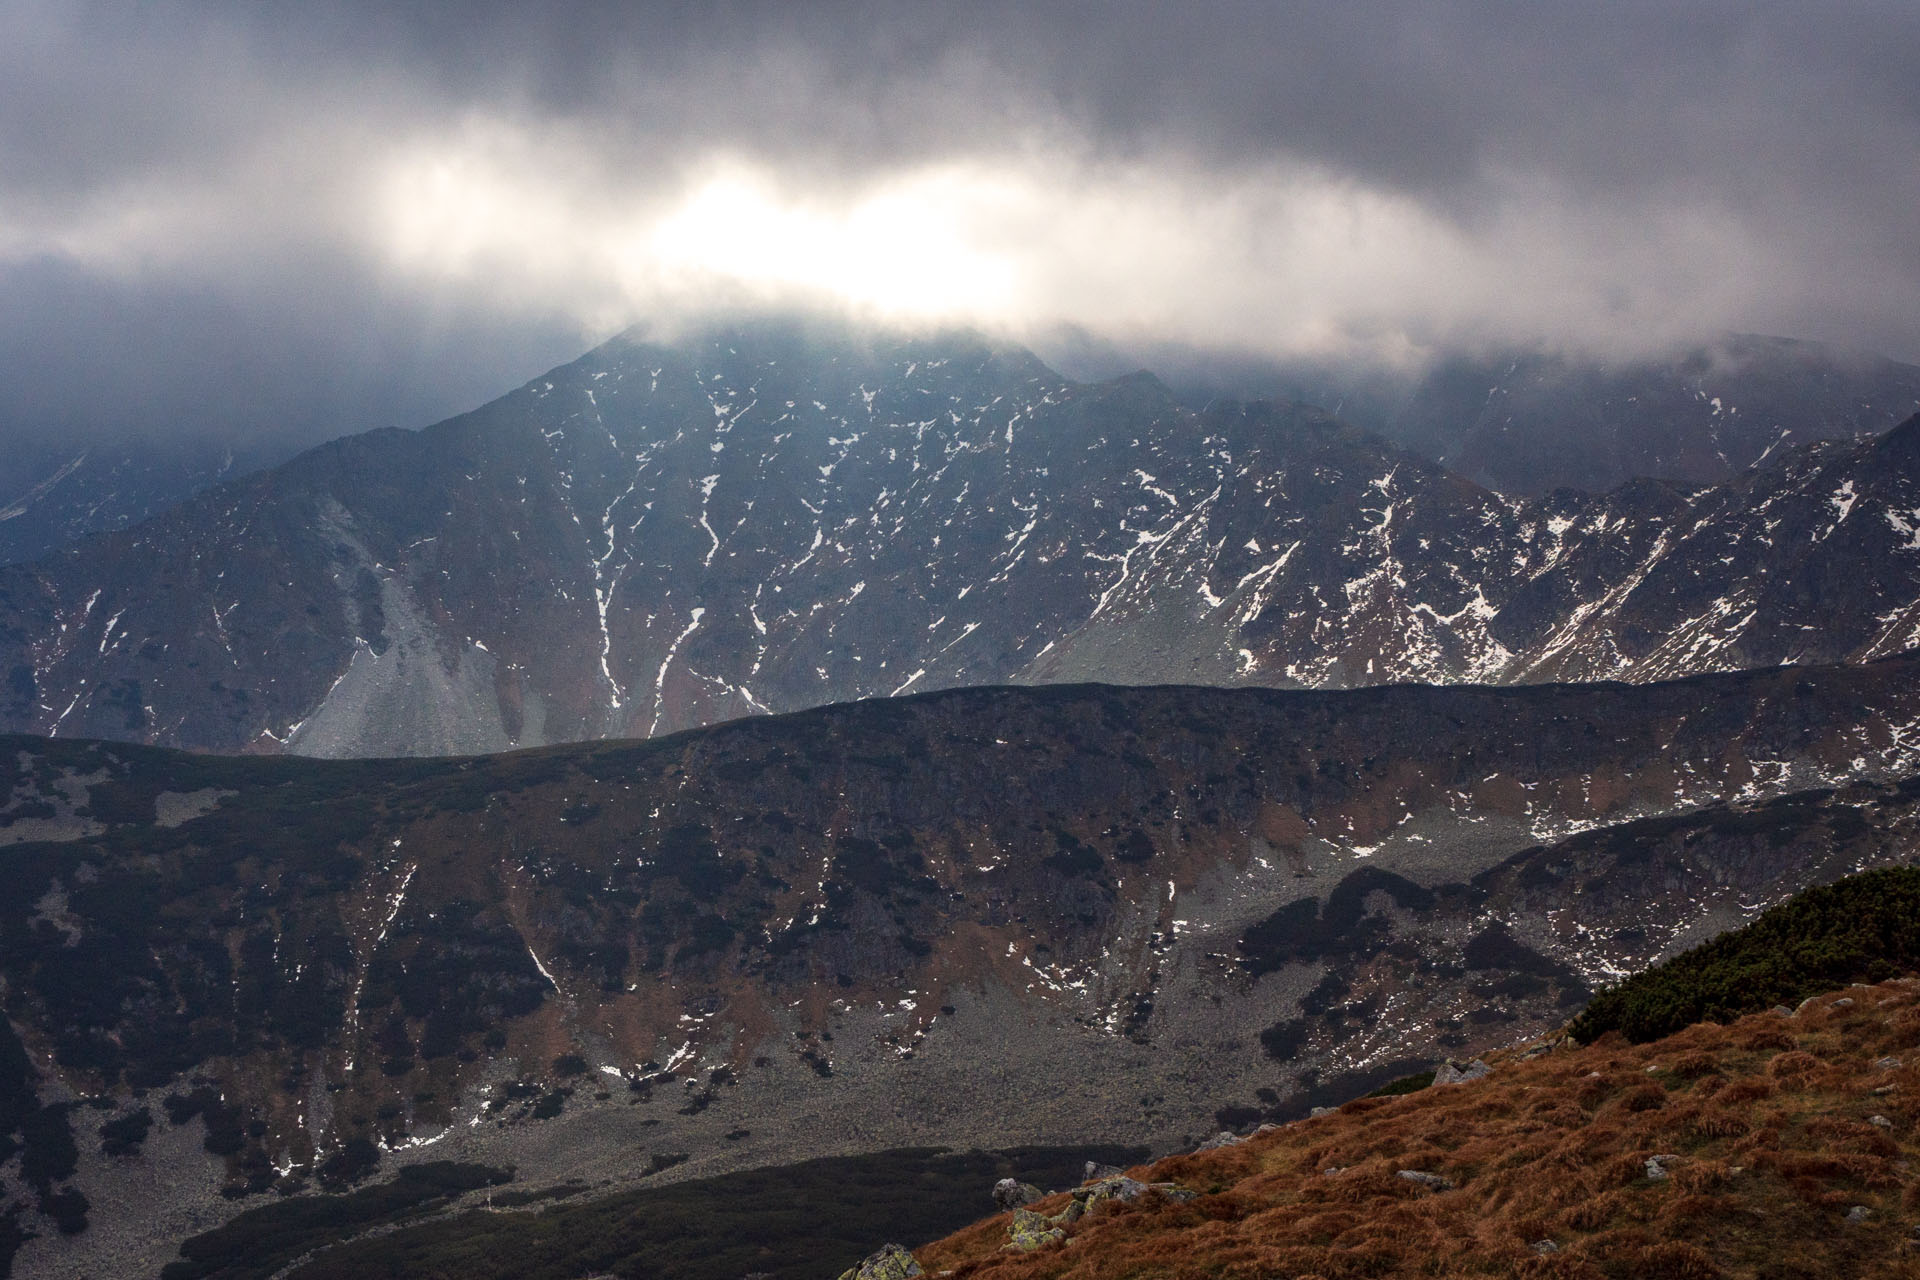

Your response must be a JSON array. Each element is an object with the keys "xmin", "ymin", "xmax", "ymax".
[
  {"xmin": 1675, "ymin": 1105, "xmax": 1751, "ymax": 1141},
  {"xmin": 912, "ymin": 979, "xmax": 1920, "ymax": 1280},
  {"xmin": 1734, "ymin": 1024, "xmax": 1796, "ymax": 1052},
  {"xmin": 1716, "ymin": 1076, "xmax": 1776, "ymax": 1104},
  {"xmin": 1672, "ymin": 1051, "xmax": 1723, "ymax": 1079},
  {"xmin": 1765, "ymin": 1049, "xmax": 1824, "ymax": 1081}
]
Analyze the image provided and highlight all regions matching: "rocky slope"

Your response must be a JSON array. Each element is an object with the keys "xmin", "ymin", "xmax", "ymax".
[
  {"xmin": 3, "ymin": 320, "xmax": 1919, "ymax": 756},
  {"xmin": 4, "ymin": 659, "xmax": 1920, "ymax": 1273}
]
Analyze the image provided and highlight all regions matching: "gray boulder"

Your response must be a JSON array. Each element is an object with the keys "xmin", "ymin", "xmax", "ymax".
[
  {"xmin": 1433, "ymin": 1059, "xmax": 1491, "ymax": 1086},
  {"xmin": 1194, "ymin": 1130, "xmax": 1244, "ymax": 1151},
  {"xmin": 1083, "ymin": 1161, "xmax": 1125, "ymax": 1182},
  {"xmin": 992, "ymin": 1178, "xmax": 1043, "ymax": 1211},
  {"xmin": 1396, "ymin": 1170, "xmax": 1454, "ymax": 1191}
]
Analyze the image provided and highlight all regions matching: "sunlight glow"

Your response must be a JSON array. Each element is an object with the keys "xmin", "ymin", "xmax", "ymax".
[
  {"xmin": 643, "ymin": 164, "xmax": 1019, "ymax": 319},
  {"xmin": 373, "ymin": 131, "xmax": 1023, "ymax": 328},
  {"xmin": 354, "ymin": 120, "xmax": 1768, "ymax": 361}
]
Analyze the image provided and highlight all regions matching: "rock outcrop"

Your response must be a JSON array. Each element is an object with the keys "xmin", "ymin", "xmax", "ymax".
[{"xmin": 1003, "ymin": 1176, "xmax": 1197, "ymax": 1252}]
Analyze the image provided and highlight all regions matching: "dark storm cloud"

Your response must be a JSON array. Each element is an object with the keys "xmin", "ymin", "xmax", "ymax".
[{"xmin": 2, "ymin": 0, "xmax": 1918, "ymax": 458}]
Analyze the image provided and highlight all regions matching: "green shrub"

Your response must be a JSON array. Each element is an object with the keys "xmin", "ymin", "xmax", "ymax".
[
  {"xmin": 1571, "ymin": 866, "xmax": 1920, "ymax": 1044},
  {"xmin": 1364, "ymin": 1069, "xmax": 1436, "ymax": 1098}
]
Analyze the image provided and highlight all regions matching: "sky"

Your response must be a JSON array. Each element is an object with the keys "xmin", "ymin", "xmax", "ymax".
[{"xmin": 3, "ymin": 0, "xmax": 1919, "ymax": 456}]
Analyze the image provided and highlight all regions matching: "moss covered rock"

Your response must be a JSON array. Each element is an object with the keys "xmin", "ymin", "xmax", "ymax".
[{"xmin": 1006, "ymin": 1208, "xmax": 1066, "ymax": 1252}]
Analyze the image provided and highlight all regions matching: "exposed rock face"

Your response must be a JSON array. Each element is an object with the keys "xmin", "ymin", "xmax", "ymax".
[{"xmin": 3, "ymin": 321, "xmax": 1920, "ymax": 757}]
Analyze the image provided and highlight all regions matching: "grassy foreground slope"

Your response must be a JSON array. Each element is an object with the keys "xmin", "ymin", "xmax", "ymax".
[{"xmin": 917, "ymin": 981, "xmax": 1920, "ymax": 1279}]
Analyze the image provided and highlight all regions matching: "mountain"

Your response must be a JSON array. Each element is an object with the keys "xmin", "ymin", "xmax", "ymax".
[
  {"xmin": 0, "ymin": 440, "xmax": 284, "ymax": 568},
  {"xmin": 4, "ymin": 659, "xmax": 1918, "ymax": 1274},
  {"xmin": 3, "ymin": 320, "xmax": 1919, "ymax": 758}
]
